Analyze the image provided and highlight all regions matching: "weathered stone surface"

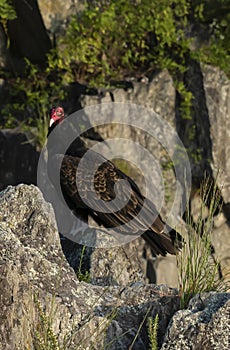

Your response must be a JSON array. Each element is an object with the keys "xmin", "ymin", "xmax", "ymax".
[
  {"xmin": 1, "ymin": 65, "xmax": 229, "ymax": 289},
  {"xmin": 161, "ymin": 292, "xmax": 230, "ymax": 350},
  {"xmin": 61, "ymin": 230, "xmax": 180, "ymax": 288},
  {"xmin": 153, "ymin": 255, "xmax": 178, "ymax": 288},
  {"xmin": 81, "ymin": 70, "xmax": 176, "ymax": 125},
  {"xmin": 79, "ymin": 66, "xmax": 230, "ymax": 288},
  {"xmin": 0, "ymin": 184, "xmax": 181, "ymax": 349},
  {"xmin": 89, "ymin": 239, "xmax": 146, "ymax": 286},
  {"xmin": 202, "ymin": 65, "xmax": 230, "ymax": 204},
  {"xmin": 211, "ymin": 216, "xmax": 230, "ymax": 285},
  {"xmin": 37, "ymin": 0, "xmax": 84, "ymax": 36},
  {"xmin": 60, "ymin": 235, "xmax": 147, "ymax": 286}
]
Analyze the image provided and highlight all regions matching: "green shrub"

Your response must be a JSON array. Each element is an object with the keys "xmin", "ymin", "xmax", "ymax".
[
  {"xmin": 0, "ymin": 0, "xmax": 16, "ymax": 48},
  {"xmin": 1, "ymin": 0, "xmax": 230, "ymax": 148},
  {"xmin": 0, "ymin": 58, "xmax": 66, "ymax": 149},
  {"xmin": 0, "ymin": 0, "xmax": 16, "ymax": 22},
  {"xmin": 48, "ymin": 0, "xmax": 192, "ymax": 87}
]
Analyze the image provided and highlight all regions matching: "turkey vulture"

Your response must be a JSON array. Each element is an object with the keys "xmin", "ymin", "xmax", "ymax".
[{"xmin": 47, "ymin": 106, "xmax": 183, "ymax": 255}]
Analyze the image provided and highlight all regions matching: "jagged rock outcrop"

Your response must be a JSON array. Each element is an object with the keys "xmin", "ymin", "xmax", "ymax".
[
  {"xmin": 0, "ymin": 185, "xmax": 229, "ymax": 350},
  {"xmin": 37, "ymin": 0, "xmax": 83, "ymax": 37},
  {"xmin": 79, "ymin": 65, "xmax": 230, "ymax": 287},
  {"xmin": 202, "ymin": 65, "xmax": 230, "ymax": 204},
  {"xmin": 161, "ymin": 292, "xmax": 230, "ymax": 350},
  {"xmin": 60, "ymin": 235, "xmax": 147, "ymax": 286},
  {"xmin": 0, "ymin": 184, "xmax": 180, "ymax": 349},
  {"xmin": 1, "ymin": 1, "xmax": 230, "ymax": 288},
  {"xmin": 0, "ymin": 65, "xmax": 229, "ymax": 288},
  {"xmin": 80, "ymin": 65, "xmax": 230, "ymax": 207}
]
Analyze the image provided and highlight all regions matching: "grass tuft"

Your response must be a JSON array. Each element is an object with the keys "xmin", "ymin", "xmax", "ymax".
[
  {"xmin": 76, "ymin": 245, "xmax": 91, "ymax": 283},
  {"xmin": 33, "ymin": 294, "xmax": 60, "ymax": 350},
  {"xmin": 177, "ymin": 176, "xmax": 228, "ymax": 308}
]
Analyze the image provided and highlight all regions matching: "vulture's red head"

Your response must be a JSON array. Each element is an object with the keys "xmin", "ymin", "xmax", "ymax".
[{"xmin": 49, "ymin": 106, "xmax": 65, "ymax": 128}]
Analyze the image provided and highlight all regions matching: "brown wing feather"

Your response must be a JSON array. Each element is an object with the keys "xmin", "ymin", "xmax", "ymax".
[{"xmin": 58, "ymin": 152, "xmax": 182, "ymax": 255}]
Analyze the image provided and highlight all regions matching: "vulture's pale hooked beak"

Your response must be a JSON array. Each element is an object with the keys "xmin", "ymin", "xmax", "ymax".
[{"xmin": 49, "ymin": 118, "xmax": 55, "ymax": 127}]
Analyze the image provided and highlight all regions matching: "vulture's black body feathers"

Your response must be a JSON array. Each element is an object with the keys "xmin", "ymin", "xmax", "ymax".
[{"xmin": 48, "ymin": 107, "xmax": 183, "ymax": 256}]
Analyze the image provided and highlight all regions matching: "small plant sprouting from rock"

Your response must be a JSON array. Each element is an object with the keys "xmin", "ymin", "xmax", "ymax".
[
  {"xmin": 177, "ymin": 176, "xmax": 227, "ymax": 308},
  {"xmin": 76, "ymin": 245, "xmax": 91, "ymax": 283},
  {"xmin": 148, "ymin": 314, "xmax": 159, "ymax": 350},
  {"xmin": 32, "ymin": 292, "xmax": 119, "ymax": 350},
  {"xmin": 33, "ymin": 294, "xmax": 60, "ymax": 350}
]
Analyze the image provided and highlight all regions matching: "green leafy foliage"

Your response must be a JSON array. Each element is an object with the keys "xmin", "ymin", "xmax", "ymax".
[
  {"xmin": 187, "ymin": 1, "xmax": 230, "ymax": 76},
  {"xmin": 48, "ymin": 0, "xmax": 193, "ymax": 87},
  {"xmin": 0, "ymin": 58, "xmax": 66, "ymax": 149},
  {"xmin": 1, "ymin": 0, "xmax": 230, "ymax": 149},
  {"xmin": 0, "ymin": 0, "xmax": 16, "ymax": 48},
  {"xmin": 0, "ymin": 0, "xmax": 16, "ymax": 21}
]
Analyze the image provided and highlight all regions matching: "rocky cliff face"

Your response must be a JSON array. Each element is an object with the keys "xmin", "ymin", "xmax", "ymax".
[
  {"xmin": 0, "ymin": 184, "xmax": 180, "ymax": 349},
  {"xmin": 0, "ymin": 3, "xmax": 229, "ymax": 286},
  {"xmin": 78, "ymin": 66, "xmax": 230, "ymax": 287},
  {"xmin": 162, "ymin": 292, "xmax": 230, "ymax": 350},
  {"xmin": 0, "ymin": 66, "xmax": 230, "ymax": 288},
  {"xmin": 0, "ymin": 184, "xmax": 229, "ymax": 350},
  {"xmin": 0, "ymin": 4, "xmax": 230, "ymax": 347}
]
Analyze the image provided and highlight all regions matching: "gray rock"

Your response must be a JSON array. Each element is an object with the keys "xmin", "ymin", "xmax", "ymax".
[
  {"xmin": 80, "ymin": 65, "xmax": 230, "ymax": 288},
  {"xmin": 153, "ymin": 255, "xmax": 178, "ymax": 288},
  {"xmin": 0, "ymin": 184, "xmax": 180, "ymax": 349},
  {"xmin": 37, "ymin": 0, "xmax": 84, "ymax": 37},
  {"xmin": 211, "ymin": 218, "xmax": 230, "ymax": 285},
  {"xmin": 89, "ymin": 239, "xmax": 146, "ymax": 286},
  {"xmin": 60, "ymin": 235, "xmax": 147, "ymax": 286},
  {"xmin": 202, "ymin": 65, "xmax": 230, "ymax": 204},
  {"xmin": 161, "ymin": 292, "xmax": 230, "ymax": 350}
]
